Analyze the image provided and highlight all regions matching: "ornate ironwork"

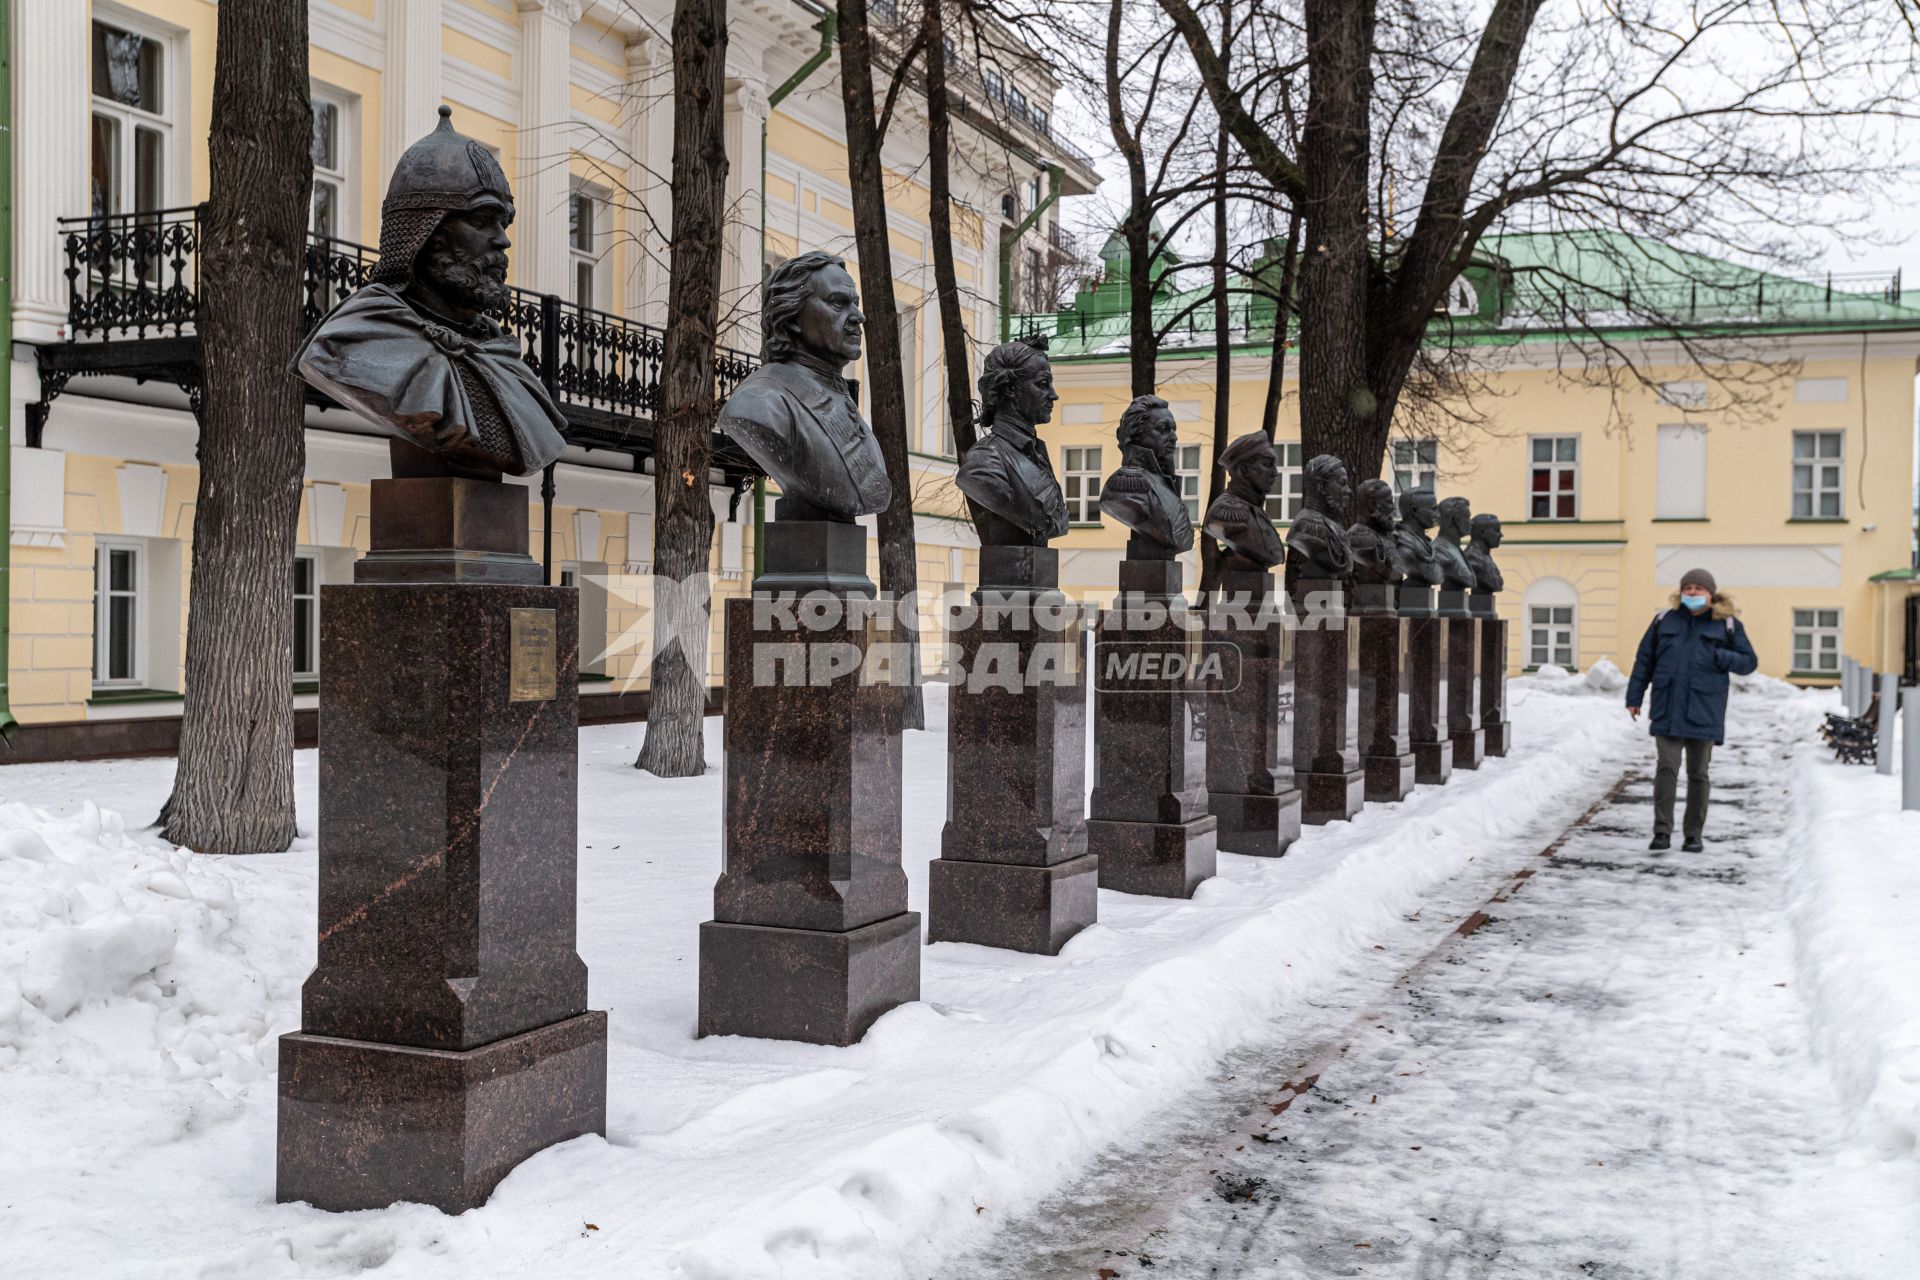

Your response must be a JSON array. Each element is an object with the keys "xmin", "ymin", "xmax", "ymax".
[{"xmin": 61, "ymin": 205, "xmax": 203, "ymax": 340}]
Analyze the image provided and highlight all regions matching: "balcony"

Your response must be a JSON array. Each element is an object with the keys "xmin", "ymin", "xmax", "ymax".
[{"xmin": 30, "ymin": 204, "xmax": 763, "ymax": 485}]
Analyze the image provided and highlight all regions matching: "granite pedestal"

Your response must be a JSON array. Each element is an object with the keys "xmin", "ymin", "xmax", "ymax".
[
  {"xmin": 698, "ymin": 519, "xmax": 919, "ymax": 1045},
  {"xmin": 1402, "ymin": 584, "xmax": 1453, "ymax": 786},
  {"xmin": 1474, "ymin": 592, "xmax": 1511, "ymax": 757},
  {"xmin": 1088, "ymin": 560, "xmax": 1217, "ymax": 897},
  {"xmin": 1440, "ymin": 587, "xmax": 1485, "ymax": 770},
  {"xmin": 277, "ymin": 475, "xmax": 607, "ymax": 1216},
  {"xmin": 1290, "ymin": 577, "xmax": 1364, "ymax": 824},
  {"xmin": 1353, "ymin": 582, "xmax": 1416, "ymax": 802},
  {"xmin": 928, "ymin": 547, "xmax": 1095, "ymax": 955},
  {"xmin": 1202, "ymin": 569, "xmax": 1300, "ymax": 857}
]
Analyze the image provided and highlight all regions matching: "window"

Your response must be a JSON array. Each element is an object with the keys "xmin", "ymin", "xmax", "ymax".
[
  {"xmin": 1027, "ymin": 177, "xmax": 1043, "ymax": 211},
  {"xmin": 309, "ymin": 89, "xmax": 351, "ymax": 240},
  {"xmin": 872, "ymin": 0, "xmax": 898, "ymax": 20},
  {"xmin": 1792, "ymin": 430, "xmax": 1844, "ymax": 519},
  {"xmin": 984, "ymin": 68, "xmax": 1005, "ymax": 102},
  {"xmin": 93, "ymin": 541, "xmax": 144, "ymax": 687},
  {"xmin": 1389, "ymin": 438, "xmax": 1436, "ymax": 497},
  {"xmin": 1032, "ymin": 108, "xmax": 1050, "ymax": 136},
  {"xmin": 1529, "ymin": 434, "xmax": 1579, "ymax": 519},
  {"xmin": 293, "ymin": 555, "xmax": 319, "ymax": 680},
  {"xmin": 1655, "ymin": 423, "xmax": 1708, "ymax": 519},
  {"xmin": 569, "ymin": 189, "xmax": 602, "ymax": 311},
  {"xmin": 1062, "ymin": 446, "xmax": 1102, "ymax": 523},
  {"xmin": 90, "ymin": 18, "xmax": 173, "ymax": 220},
  {"xmin": 1178, "ymin": 444, "xmax": 1203, "ymax": 522},
  {"xmin": 1264, "ymin": 440, "xmax": 1304, "ymax": 523},
  {"xmin": 1001, "ymin": 191, "xmax": 1017, "ymax": 221},
  {"xmin": 1792, "ymin": 608, "xmax": 1842, "ymax": 674},
  {"xmin": 1009, "ymin": 86, "xmax": 1028, "ymax": 119},
  {"xmin": 1529, "ymin": 605, "xmax": 1576, "ymax": 668}
]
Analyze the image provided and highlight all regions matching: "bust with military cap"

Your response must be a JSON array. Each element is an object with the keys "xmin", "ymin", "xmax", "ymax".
[
  {"xmin": 291, "ymin": 106, "xmax": 567, "ymax": 479},
  {"xmin": 718, "ymin": 251, "xmax": 891, "ymax": 523}
]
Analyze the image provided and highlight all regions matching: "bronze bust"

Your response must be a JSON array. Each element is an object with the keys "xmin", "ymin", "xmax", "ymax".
[
  {"xmin": 1467, "ymin": 513, "xmax": 1505, "ymax": 594},
  {"xmin": 1395, "ymin": 487, "xmax": 1442, "ymax": 589},
  {"xmin": 1347, "ymin": 478, "xmax": 1405, "ymax": 586},
  {"xmin": 1434, "ymin": 496, "xmax": 1477, "ymax": 591},
  {"xmin": 954, "ymin": 337, "xmax": 1070, "ymax": 546},
  {"xmin": 1203, "ymin": 430, "xmax": 1286, "ymax": 571},
  {"xmin": 719, "ymin": 251, "xmax": 891, "ymax": 523},
  {"xmin": 1284, "ymin": 453, "xmax": 1355, "ymax": 595},
  {"xmin": 1098, "ymin": 394, "xmax": 1194, "ymax": 558},
  {"xmin": 292, "ymin": 107, "xmax": 567, "ymax": 479}
]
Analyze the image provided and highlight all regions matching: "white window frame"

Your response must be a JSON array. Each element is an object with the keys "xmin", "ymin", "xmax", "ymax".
[
  {"xmin": 292, "ymin": 553, "xmax": 321, "ymax": 682},
  {"xmin": 1265, "ymin": 440, "xmax": 1305, "ymax": 524},
  {"xmin": 1529, "ymin": 433, "xmax": 1580, "ymax": 520},
  {"xmin": 308, "ymin": 84, "xmax": 356, "ymax": 242},
  {"xmin": 1177, "ymin": 443, "xmax": 1203, "ymax": 522},
  {"xmin": 1528, "ymin": 603, "xmax": 1578, "ymax": 669},
  {"xmin": 1061, "ymin": 445, "xmax": 1103, "ymax": 524},
  {"xmin": 1791, "ymin": 607, "xmax": 1842, "ymax": 675},
  {"xmin": 1389, "ymin": 437, "xmax": 1437, "ymax": 498},
  {"xmin": 1791, "ymin": 430, "xmax": 1845, "ymax": 520},
  {"xmin": 89, "ymin": 9, "xmax": 181, "ymax": 219},
  {"xmin": 569, "ymin": 184, "xmax": 609, "ymax": 312},
  {"xmin": 93, "ymin": 537, "xmax": 148, "ymax": 689}
]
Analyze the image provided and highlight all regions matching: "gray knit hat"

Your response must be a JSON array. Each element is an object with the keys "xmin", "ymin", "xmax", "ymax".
[{"xmin": 1679, "ymin": 567, "xmax": 1717, "ymax": 594}]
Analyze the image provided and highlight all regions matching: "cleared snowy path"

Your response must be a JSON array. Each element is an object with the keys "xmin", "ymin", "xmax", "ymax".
[{"xmin": 968, "ymin": 699, "xmax": 1920, "ymax": 1279}]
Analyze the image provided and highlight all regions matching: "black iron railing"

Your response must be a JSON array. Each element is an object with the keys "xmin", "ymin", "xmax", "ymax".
[{"xmin": 58, "ymin": 204, "xmax": 761, "ymax": 432}]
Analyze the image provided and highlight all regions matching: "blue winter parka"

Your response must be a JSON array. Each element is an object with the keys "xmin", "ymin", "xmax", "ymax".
[{"xmin": 1624, "ymin": 594, "xmax": 1758, "ymax": 744}]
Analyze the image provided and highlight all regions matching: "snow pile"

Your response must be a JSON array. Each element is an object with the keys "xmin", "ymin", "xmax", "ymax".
[
  {"xmin": 1583, "ymin": 655, "xmax": 1628, "ymax": 692},
  {"xmin": 1787, "ymin": 712, "xmax": 1920, "ymax": 1158},
  {"xmin": 0, "ymin": 800, "xmax": 273, "ymax": 1083},
  {"xmin": 1516, "ymin": 657, "xmax": 1626, "ymax": 698}
]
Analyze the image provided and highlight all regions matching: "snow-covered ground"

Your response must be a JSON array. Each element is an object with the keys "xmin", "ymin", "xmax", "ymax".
[{"xmin": 0, "ymin": 671, "xmax": 1908, "ymax": 1278}]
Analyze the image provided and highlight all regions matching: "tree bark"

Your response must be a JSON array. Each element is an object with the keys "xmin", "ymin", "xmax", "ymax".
[
  {"xmin": 635, "ymin": 0, "xmax": 727, "ymax": 776},
  {"xmin": 837, "ymin": 0, "xmax": 925, "ymax": 729},
  {"xmin": 159, "ymin": 0, "xmax": 310, "ymax": 853},
  {"xmin": 1197, "ymin": 19, "xmax": 1233, "ymax": 600},
  {"xmin": 1258, "ymin": 210, "xmax": 1302, "ymax": 440},
  {"xmin": 924, "ymin": 0, "xmax": 977, "ymax": 461}
]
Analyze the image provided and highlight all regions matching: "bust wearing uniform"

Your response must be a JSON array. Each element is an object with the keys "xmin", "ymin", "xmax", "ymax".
[
  {"xmin": 718, "ymin": 251, "xmax": 891, "ymax": 522},
  {"xmin": 954, "ymin": 337, "xmax": 1070, "ymax": 546}
]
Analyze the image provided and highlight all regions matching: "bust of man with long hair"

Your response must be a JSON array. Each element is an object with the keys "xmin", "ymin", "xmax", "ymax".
[{"xmin": 954, "ymin": 336, "xmax": 1069, "ymax": 546}]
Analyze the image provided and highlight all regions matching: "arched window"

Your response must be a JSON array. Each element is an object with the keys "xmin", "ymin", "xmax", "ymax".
[{"xmin": 1523, "ymin": 576, "xmax": 1579, "ymax": 669}]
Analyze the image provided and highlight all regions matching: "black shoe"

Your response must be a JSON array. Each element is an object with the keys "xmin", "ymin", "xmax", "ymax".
[
  {"xmin": 1682, "ymin": 837, "xmax": 1704, "ymax": 852},
  {"xmin": 1649, "ymin": 834, "xmax": 1671, "ymax": 851}
]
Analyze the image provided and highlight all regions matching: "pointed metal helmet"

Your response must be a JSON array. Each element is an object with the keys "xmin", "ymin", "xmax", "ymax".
[{"xmin": 369, "ymin": 105, "xmax": 514, "ymax": 287}]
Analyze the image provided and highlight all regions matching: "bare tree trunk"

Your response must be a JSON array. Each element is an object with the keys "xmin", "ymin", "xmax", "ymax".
[
  {"xmin": 160, "ymin": 0, "xmax": 310, "ymax": 853},
  {"xmin": 636, "ymin": 0, "xmax": 727, "ymax": 775},
  {"xmin": 1197, "ymin": 7, "xmax": 1232, "ymax": 602},
  {"xmin": 924, "ymin": 0, "xmax": 977, "ymax": 460},
  {"xmin": 837, "ymin": 0, "xmax": 925, "ymax": 729},
  {"xmin": 1258, "ymin": 211, "xmax": 1302, "ymax": 440},
  {"xmin": 1297, "ymin": 0, "xmax": 1378, "ymax": 511}
]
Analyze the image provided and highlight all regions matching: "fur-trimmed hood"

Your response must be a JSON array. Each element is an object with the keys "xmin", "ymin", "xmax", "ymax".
[{"xmin": 1668, "ymin": 591, "xmax": 1739, "ymax": 620}]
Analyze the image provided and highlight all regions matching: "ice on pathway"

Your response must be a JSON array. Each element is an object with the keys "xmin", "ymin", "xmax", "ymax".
[{"xmin": 0, "ymin": 673, "xmax": 1895, "ymax": 1279}]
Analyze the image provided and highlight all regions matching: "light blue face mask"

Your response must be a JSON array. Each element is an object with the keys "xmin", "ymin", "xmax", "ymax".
[{"xmin": 1681, "ymin": 593, "xmax": 1710, "ymax": 611}]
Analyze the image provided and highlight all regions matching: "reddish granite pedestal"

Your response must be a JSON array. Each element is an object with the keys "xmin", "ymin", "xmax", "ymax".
[
  {"xmin": 1290, "ymin": 577, "xmax": 1364, "ymax": 824},
  {"xmin": 698, "ymin": 522, "xmax": 919, "ymax": 1044},
  {"xmin": 1202, "ymin": 569, "xmax": 1301, "ymax": 857},
  {"xmin": 1440, "ymin": 589, "xmax": 1485, "ymax": 770},
  {"xmin": 277, "ymin": 476, "xmax": 606, "ymax": 1215},
  {"xmin": 1402, "ymin": 584, "xmax": 1453, "ymax": 786},
  {"xmin": 1088, "ymin": 560, "xmax": 1217, "ymax": 897},
  {"xmin": 928, "ymin": 548, "xmax": 1095, "ymax": 955},
  {"xmin": 1353, "ymin": 583, "xmax": 1416, "ymax": 802},
  {"xmin": 1474, "ymin": 593, "xmax": 1511, "ymax": 757}
]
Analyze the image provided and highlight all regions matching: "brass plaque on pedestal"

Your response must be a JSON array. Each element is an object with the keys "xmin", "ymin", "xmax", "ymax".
[{"xmin": 510, "ymin": 608, "xmax": 558, "ymax": 701}]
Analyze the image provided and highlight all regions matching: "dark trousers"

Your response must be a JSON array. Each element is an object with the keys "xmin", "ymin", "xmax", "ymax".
[{"xmin": 1654, "ymin": 736, "xmax": 1713, "ymax": 839}]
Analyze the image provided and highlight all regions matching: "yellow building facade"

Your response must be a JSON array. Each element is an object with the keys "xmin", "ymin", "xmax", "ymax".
[{"xmin": 7, "ymin": 0, "xmax": 1097, "ymax": 741}]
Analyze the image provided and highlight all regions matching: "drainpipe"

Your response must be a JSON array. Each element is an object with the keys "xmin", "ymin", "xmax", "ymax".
[
  {"xmin": 999, "ymin": 164, "xmax": 1063, "ymax": 341},
  {"xmin": 751, "ymin": 11, "xmax": 837, "ymax": 578},
  {"xmin": 0, "ymin": 1, "xmax": 16, "ymax": 738}
]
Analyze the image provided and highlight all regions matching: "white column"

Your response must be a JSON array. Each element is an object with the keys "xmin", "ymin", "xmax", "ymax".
[
  {"xmin": 382, "ymin": 0, "xmax": 445, "ymax": 179},
  {"xmin": 722, "ymin": 76, "xmax": 768, "ymax": 351},
  {"xmin": 625, "ymin": 33, "xmax": 670, "ymax": 328},
  {"xmin": 13, "ymin": 0, "xmax": 91, "ymax": 340},
  {"xmin": 516, "ymin": 0, "xmax": 580, "ymax": 297}
]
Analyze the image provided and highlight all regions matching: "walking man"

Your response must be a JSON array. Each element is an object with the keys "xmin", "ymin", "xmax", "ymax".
[{"xmin": 1625, "ymin": 568, "xmax": 1758, "ymax": 851}]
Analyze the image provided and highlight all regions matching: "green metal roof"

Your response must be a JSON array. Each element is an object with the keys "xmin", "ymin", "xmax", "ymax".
[{"xmin": 1020, "ymin": 228, "xmax": 1920, "ymax": 362}]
